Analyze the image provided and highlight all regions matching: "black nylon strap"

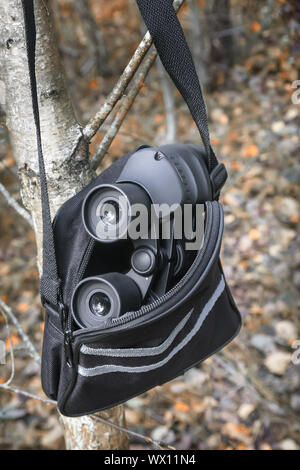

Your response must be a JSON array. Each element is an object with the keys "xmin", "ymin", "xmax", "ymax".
[
  {"xmin": 22, "ymin": 0, "xmax": 61, "ymax": 308},
  {"xmin": 136, "ymin": 0, "xmax": 218, "ymax": 172}
]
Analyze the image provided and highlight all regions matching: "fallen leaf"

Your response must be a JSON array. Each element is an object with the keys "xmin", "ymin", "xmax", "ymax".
[
  {"xmin": 259, "ymin": 443, "xmax": 272, "ymax": 450},
  {"xmin": 17, "ymin": 303, "xmax": 29, "ymax": 313},
  {"xmin": 290, "ymin": 214, "xmax": 299, "ymax": 223},
  {"xmin": 243, "ymin": 145, "xmax": 259, "ymax": 158},
  {"xmin": 231, "ymin": 161, "xmax": 240, "ymax": 170},
  {"xmin": 250, "ymin": 306, "xmax": 263, "ymax": 315},
  {"xmin": 154, "ymin": 114, "xmax": 163, "ymax": 123},
  {"xmin": 250, "ymin": 22, "xmax": 261, "ymax": 33},
  {"xmin": 4, "ymin": 155, "xmax": 15, "ymax": 167},
  {"xmin": 237, "ymin": 443, "xmax": 249, "ymax": 450},
  {"xmin": 89, "ymin": 79, "xmax": 98, "ymax": 90},
  {"xmin": 5, "ymin": 334, "xmax": 19, "ymax": 349},
  {"xmin": 222, "ymin": 423, "xmax": 252, "ymax": 445},
  {"xmin": 248, "ymin": 228, "xmax": 261, "ymax": 240},
  {"xmin": 175, "ymin": 401, "xmax": 190, "ymax": 412}
]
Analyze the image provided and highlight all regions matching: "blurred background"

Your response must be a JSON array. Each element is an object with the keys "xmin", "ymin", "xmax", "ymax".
[{"xmin": 0, "ymin": 0, "xmax": 299, "ymax": 450}]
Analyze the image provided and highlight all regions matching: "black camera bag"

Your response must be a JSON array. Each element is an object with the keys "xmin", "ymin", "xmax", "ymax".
[{"xmin": 22, "ymin": 0, "xmax": 241, "ymax": 417}]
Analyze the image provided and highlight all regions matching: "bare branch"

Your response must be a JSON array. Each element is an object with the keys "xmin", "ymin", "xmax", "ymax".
[
  {"xmin": 0, "ymin": 297, "xmax": 41, "ymax": 364},
  {"xmin": 83, "ymin": 35, "xmax": 152, "ymax": 141},
  {"xmin": 0, "ymin": 384, "xmax": 56, "ymax": 405},
  {"xmin": 213, "ymin": 353, "xmax": 287, "ymax": 417},
  {"xmin": 91, "ymin": 50, "xmax": 157, "ymax": 169},
  {"xmin": 0, "ymin": 307, "xmax": 15, "ymax": 386},
  {"xmin": 91, "ymin": 414, "xmax": 176, "ymax": 450},
  {"xmin": 0, "ymin": 384, "xmax": 175, "ymax": 450},
  {"xmin": 157, "ymin": 58, "xmax": 177, "ymax": 143},
  {"xmin": 0, "ymin": 182, "xmax": 33, "ymax": 227},
  {"xmin": 83, "ymin": 0, "xmax": 185, "ymax": 141}
]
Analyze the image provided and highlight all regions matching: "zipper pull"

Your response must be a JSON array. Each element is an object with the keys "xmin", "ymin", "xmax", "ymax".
[
  {"xmin": 59, "ymin": 301, "xmax": 67, "ymax": 331},
  {"xmin": 58, "ymin": 301, "xmax": 73, "ymax": 367},
  {"xmin": 64, "ymin": 329, "xmax": 73, "ymax": 368}
]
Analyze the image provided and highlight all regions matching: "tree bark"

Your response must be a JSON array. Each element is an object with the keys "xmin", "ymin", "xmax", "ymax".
[{"xmin": 0, "ymin": 0, "xmax": 129, "ymax": 450}]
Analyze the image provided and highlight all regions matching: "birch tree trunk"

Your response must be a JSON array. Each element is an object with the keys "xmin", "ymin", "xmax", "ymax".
[{"xmin": 0, "ymin": 0, "xmax": 129, "ymax": 450}]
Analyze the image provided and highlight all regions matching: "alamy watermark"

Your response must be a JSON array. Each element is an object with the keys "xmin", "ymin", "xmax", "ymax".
[
  {"xmin": 291, "ymin": 80, "xmax": 300, "ymax": 105},
  {"xmin": 95, "ymin": 199, "xmax": 205, "ymax": 250},
  {"xmin": 291, "ymin": 339, "xmax": 300, "ymax": 365}
]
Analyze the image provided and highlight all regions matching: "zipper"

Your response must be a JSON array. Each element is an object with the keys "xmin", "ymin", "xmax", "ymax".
[
  {"xmin": 53, "ymin": 202, "xmax": 97, "ymax": 363},
  {"xmin": 66, "ymin": 238, "xmax": 95, "ymax": 333},
  {"xmin": 57, "ymin": 300, "xmax": 73, "ymax": 367},
  {"xmin": 60, "ymin": 237, "xmax": 95, "ymax": 366}
]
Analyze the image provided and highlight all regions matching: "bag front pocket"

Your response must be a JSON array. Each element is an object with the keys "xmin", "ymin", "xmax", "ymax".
[
  {"xmin": 59, "ymin": 273, "xmax": 235, "ymax": 417},
  {"xmin": 78, "ymin": 275, "xmax": 225, "ymax": 376}
]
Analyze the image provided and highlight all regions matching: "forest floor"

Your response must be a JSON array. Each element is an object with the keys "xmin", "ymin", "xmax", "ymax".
[{"xmin": 0, "ymin": 0, "xmax": 299, "ymax": 450}]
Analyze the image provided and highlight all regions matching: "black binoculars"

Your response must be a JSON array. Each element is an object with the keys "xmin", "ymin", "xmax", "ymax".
[{"xmin": 71, "ymin": 144, "xmax": 213, "ymax": 329}]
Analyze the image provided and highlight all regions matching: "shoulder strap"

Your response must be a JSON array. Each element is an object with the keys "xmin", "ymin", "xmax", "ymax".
[
  {"xmin": 136, "ymin": 0, "xmax": 218, "ymax": 173},
  {"xmin": 22, "ymin": 0, "xmax": 61, "ymax": 309}
]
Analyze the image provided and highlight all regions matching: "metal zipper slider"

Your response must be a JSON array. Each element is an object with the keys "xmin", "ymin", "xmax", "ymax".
[
  {"xmin": 64, "ymin": 329, "xmax": 73, "ymax": 368},
  {"xmin": 58, "ymin": 301, "xmax": 67, "ymax": 330},
  {"xmin": 58, "ymin": 301, "xmax": 73, "ymax": 367}
]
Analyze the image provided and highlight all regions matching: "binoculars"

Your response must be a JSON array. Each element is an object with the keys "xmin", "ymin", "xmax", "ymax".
[{"xmin": 71, "ymin": 144, "xmax": 213, "ymax": 329}]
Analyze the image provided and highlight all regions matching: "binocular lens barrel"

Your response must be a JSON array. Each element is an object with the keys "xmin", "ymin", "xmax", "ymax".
[
  {"xmin": 82, "ymin": 182, "xmax": 151, "ymax": 242},
  {"xmin": 71, "ymin": 273, "xmax": 142, "ymax": 328}
]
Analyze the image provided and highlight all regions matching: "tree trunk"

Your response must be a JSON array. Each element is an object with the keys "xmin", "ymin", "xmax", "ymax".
[
  {"xmin": 187, "ymin": 0, "xmax": 208, "ymax": 88},
  {"xmin": 205, "ymin": 0, "xmax": 233, "ymax": 89},
  {"xmin": 206, "ymin": 0, "xmax": 233, "ymax": 66},
  {"xmin": 0, "ymin": 0, "xmax": 129, "ymax": 450}
]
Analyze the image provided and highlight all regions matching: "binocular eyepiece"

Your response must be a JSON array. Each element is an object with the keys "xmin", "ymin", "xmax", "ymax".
[
  {"xmin": 82, "ymin": 182, "xmax": 151, "ymax": 242},
  {"xmin": 71, "ymin": 273, "xmax": 142, "ymax": 328},
  {"xmin": 71, "ymin": 144, "xmax": 213, "ymax": 329}
]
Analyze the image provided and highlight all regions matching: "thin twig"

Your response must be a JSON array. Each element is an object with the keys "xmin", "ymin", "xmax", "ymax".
[
  {"xmin": 0, "ymin": 383, "xmax": 175, "ymax": 449},
  {"xmin": 91, "ymin": 414, "xmax": 176, "ymax": 451},
  {"xmin": 0, "ymin": 297, "xmax": 41, "ymax": 364},
  {"xmin": 0, "ymin": 308, "xmax": 15, "ymax": 386},
  {"xmin": 0, "ymin": 384, "xmax": 56, "ymax": 405},
  {"xmin": 83, "ymin": 0, "xmax": 185, "ymax": 141},
  {"xmin": 91, "ymin": 50, "xmax": 157, "ymax": 169},
  {"xmin": 213, "ymin": 353, "xmax": 286, "ymax": 416},
  {"xmin": 157, "ymin": 58, "xmax": 177, "ymax": 143},
  {"xmin": 100, "ymin": 124, "xmax": 153, "ymax": 144},
  {"xmin": 0, "ymin": 182, "xmax": 33, "ymax": 227}
]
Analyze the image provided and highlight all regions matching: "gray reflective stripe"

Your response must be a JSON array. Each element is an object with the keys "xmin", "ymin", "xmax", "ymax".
[
  {"xmin": 78, "ymin": 276, "xmax": 225, "ymax": 377},
  {"xmin": 81, "ymin": 309, "xmax": 193, "ymax": 357}
]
